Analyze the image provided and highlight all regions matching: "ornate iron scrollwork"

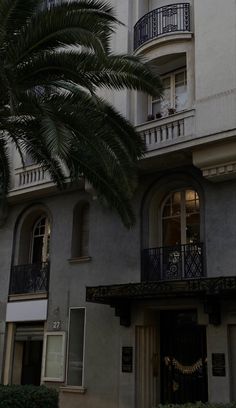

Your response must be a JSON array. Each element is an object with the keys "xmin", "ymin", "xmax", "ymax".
[{"xmin": 134, "ymin": 3, "xmax": 191, "ymax": 49}]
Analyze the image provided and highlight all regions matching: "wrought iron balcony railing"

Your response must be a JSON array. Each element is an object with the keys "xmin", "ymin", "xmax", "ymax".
[
  {"xmin": 134, "ymin": 3, "xmax": 191, "ymax": 50},
  {"xmin": 9, "ymin": 262, "xmax": 50, "ymax": 295},
  {"xmin": 141, "ymin": 243, "xmax": 204, "ymax": 282}
]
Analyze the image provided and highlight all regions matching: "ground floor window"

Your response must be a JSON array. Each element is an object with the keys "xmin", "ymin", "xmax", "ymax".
[
  {"xmin": 42, "ymin": 332, "xmax": 66, "ymax": 382},
  {"xmin": 67, "ymin": 308, "xmax": 85, "ymax": 386}
]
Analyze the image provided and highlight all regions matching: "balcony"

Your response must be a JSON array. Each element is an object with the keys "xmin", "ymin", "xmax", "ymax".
[
  {"xmin": 134, "ymin": 3, "xmax": 191, "ymax": 50},
  {"xmin": 14, "ymin": 164, "xmax": 51, "ymax": 190},
  {"xmin": 9, "ymin": 262, "xmax": 50, "ymax": 295},
  {"xmin": 141, "ymin": 243, "xmax": 204, "ymax": 282},
  {"xmin": 136, "ymin": 109, "xmax": 195, "ymax": 154}
]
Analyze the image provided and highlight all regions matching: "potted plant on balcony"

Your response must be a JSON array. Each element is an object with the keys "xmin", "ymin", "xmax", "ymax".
[
  {"xmin": 168, "ymin": 108, "xmax": 176, "ymax": 115},
  {"xmin": 147, "ymin": 114, "xmax": 155, "ymax": 121},
  {"xmin": 155, "ymin": 112, "xmax": 162, "ymax": 119}
]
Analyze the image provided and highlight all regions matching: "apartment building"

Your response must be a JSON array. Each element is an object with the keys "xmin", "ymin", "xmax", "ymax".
[{"xmin": 1, "ymin": 1, "xmax": 236, "ymax": 407}]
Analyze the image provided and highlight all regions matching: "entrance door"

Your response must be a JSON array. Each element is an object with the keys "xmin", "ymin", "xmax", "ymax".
[
  {"xmin": 12, "ymin": 324, "xmax": 44, "ymax": 386},
  {"xmin": 21, "ymin": 341, "xmax": 43, "ymax": 385},
  {"xmin": 160, "ymin": 310, "xmax": 208, "ymax": 403}
]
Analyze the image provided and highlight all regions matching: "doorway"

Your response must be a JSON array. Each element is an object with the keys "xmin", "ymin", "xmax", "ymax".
[
  {"xmin": 160, "ymin": 310, "xmax": 208, "ymax": 403},
  {"xmin": 12, "ymin": 323, "xmax": 44, "ymax": 385},
  {"xmin": 21, "ymin": 341, "xmax": 43, "ymax": 385}
]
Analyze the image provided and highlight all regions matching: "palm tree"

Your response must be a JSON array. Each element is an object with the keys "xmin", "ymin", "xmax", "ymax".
[{"xmin": 0, "ymin": 0, "xmax": 162, "ymax": 227}]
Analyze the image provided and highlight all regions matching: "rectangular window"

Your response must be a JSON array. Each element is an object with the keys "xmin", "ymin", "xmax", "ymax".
[
  {"xmin": 67, "ymin": 308, "xmax": 85, "ymax": 386},
  {"xmin": 42, "ymin": 332, "xmax": 66, "ymax": 382},
  {"xmin": 151, "ymin": 68, "xmax": 187, "ymax": 118}
]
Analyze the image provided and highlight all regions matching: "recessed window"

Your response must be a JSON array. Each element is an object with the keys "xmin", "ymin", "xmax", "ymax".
[
  {"xmin": 151, "ymin": 69, "xmax": 187, "ymax": 117},
  {"xmin": 71, "ymin": 203, "xmax": 90, "ymax": 258},
  {"xmin": 67, "ymin": 308, "xmax": 85, "ymax": 386}
]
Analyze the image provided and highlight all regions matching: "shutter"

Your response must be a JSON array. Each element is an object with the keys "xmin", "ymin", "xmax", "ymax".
[{"xmin": 15, "ymin": 324, "xmax": 44, "ymax": 341}]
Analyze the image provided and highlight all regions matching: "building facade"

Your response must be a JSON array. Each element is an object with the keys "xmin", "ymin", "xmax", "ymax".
[{"xmin": 1, "ymin": 1, "xmax": 236, "ymax": 407}]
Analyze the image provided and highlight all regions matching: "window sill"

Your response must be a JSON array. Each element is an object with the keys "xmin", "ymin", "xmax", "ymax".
[
  {"xmin": 68, "ymin": 256, "xmax": 91, "ymax": 264},
  {"xmin": 60, "ymin": 386, "xmax": 87, "ymax": 394}
]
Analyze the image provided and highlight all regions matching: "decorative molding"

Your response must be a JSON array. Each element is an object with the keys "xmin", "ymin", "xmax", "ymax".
[
  {"xmin": 193, "ymin": 142, "xmax": 236, "ymax": 182},
  {"xmin": 86, "ymin": 276, "xmax": 236, "ymax": 304},
  {"xmin": 202, "ymin": 161, "xmax": 236, "ymax": 181}
]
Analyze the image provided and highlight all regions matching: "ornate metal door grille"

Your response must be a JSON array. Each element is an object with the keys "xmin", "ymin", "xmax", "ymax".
[{"xmin": 160, "ymin": 310, "xmax": 208, "ymax": 404}]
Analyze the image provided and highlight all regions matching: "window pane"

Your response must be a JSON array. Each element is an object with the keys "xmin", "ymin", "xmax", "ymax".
[
  {"xmin": 163, "ymin": 77, "xmax": 171, "ymax": 89},
  {"xmin": 67, "ymin": 309, "xmax": 85, "ymax": 386},
  {"xmin": 163, "ymin": 217, "xmax": 181, "ymax": 246},
  {"xmin": 163, "ymin": 197, "xmax": 171, "ymax": 217},
  {"xmin": 172, "ymin": 192, "xmax": 181, "ymax": 216},
  {"xmin": 186, "ymin": 213, "xmax": 200, "ymax": 243},
  {"xmin": 32, "ymin": 236, "xmax": 44, "ymax": 263},
  {"xmin": 175, "ymin": 71, "xmax": 187, "ymax": 111},
  {"xmin": 163, "ymin": 192, "xmax": 181, "ymax": 218},
  {"xmin": 161, "ymin": 87, "xmax": 171, "ymax": 116},
  {"xmin": 45, "ymin": 335, "xmax": 64, "ymax": 379},
  {"xmin": 175, "ymin": 71, "xmax": 186, "ymax": 85},
  {"xmin": 152, "ymin": 99, "xmax": 161, "ymax": 116},
  {"xmin": 185, "ymin": 190, "xmax": 200, "ymax": 213},
  {"xmin": 175, "ymin": 83, "xmax": 187, "ymax": 111}
]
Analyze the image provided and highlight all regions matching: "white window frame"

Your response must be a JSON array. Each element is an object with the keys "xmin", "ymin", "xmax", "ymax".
[
  {"xmin": 66, "ymin": 307, "xmax": 86, "ymax": 388},
  {"xmin": 149, "ymin": 67, "xmax": 187, "ymax": 116},
  {"xmin": 42, "ymin": 331, "xmax": 66, "ymax": 382}
]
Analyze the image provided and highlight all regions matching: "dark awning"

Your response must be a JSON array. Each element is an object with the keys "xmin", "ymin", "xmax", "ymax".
[{"xmin": 86, "ymin": 276, "xmax": 236, "ymax": 305}]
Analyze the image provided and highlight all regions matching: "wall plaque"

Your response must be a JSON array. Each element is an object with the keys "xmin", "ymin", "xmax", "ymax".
[
  {"xmin": 122, "ymin": 347, "xmax": 133, "ymax": 373},
  {"xmin": 212, "ymin": 353, "xmax": 226, "ymax": 376}
]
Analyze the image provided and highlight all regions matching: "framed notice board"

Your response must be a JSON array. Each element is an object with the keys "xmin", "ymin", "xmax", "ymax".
[
  {"xmin": 212, "ymin": 353, "xmax": 226, "ymax": 376},
  {"xmin": 122, "ymin": 347, "xmax": 133, "ymax": 373}
]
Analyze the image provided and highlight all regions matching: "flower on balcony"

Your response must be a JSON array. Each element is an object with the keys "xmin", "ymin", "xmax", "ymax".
[
  {"xmin": 147, "ymin": 114, "xmax": 155, "ymax": 121},
  {"xmin": 168, "ymin": 108, "xmax": 176, "ymax": 115}
]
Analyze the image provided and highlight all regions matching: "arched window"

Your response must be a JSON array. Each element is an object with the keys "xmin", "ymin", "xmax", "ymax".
[
  {"xmin": 31, "ymin": 216, "xmax": 50, "ymax": 263},
  {"xmin": 161, "ymin": 189, "xmax": 200, "ymax": 246},
  {"xmin": 71, "ymin": 203, "xmax": 90, "ymax": 259}
]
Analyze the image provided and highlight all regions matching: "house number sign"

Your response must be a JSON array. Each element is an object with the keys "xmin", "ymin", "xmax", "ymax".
[{"xmin": 52, "ymin": 320, "xmax": 61, "ymax": 330}]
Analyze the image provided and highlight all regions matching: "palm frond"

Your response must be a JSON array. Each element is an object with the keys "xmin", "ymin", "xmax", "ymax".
[{"xmin": 0, "ymin": 0, "xmax": 162, "ymax": 226}]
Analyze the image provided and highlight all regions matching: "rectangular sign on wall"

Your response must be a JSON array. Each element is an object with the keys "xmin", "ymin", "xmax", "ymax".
[
  {"xmin": 212, "ymin": 353, "xmax": 226, "ymax": 376},
  {"xmin": 122, "ymin": 347, "xmax": 133, "ymax": 373},
  {"xmin": 6, "ymin": 300, "xmax": 48, "ymax": 322}
]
